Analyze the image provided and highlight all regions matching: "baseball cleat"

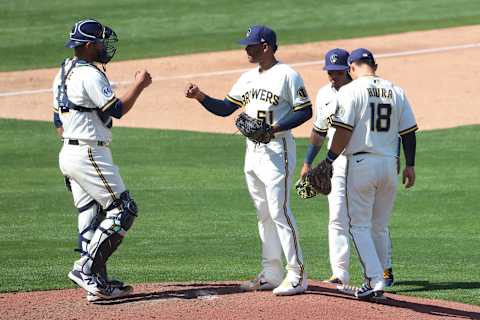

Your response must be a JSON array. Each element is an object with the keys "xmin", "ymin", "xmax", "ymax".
[
  {"xmin": 384, "ymin": 268, "xmax": 394, "ymax": 287},
  {"xmin": 336, "ymin": 284, "xmax": 358, "ymax": 296},
  {"xmin": 69, "ymin": 269, "xmax": 125, "ymax": 288},
  {"xmin": 355, "ymin": 283, "xmax": 386, "ymax": 301},
  {"xmin": 240, "ymin": 273, "xmax": 280, "ymax": 291},
  {"xmin": 76, "ymin": 272, "xmax": 132, "ymax": 299},
  {"xmin": 355, "ymin": 283, "xmax": 374, "ymax": 299},
  {"xmin": 323, "ymin": 275, "xmax": 343, "ymax": 285},
  {"xmin": 272, "ymin": 276, "xmax": 308, "ymax": 296},
  {"xmin": 68, "ymin": 269, "xmax": 84, "ymax": 288},
  {"xmin": 86, "ymin": 285, "xmax": 133, "ymax": 302}
]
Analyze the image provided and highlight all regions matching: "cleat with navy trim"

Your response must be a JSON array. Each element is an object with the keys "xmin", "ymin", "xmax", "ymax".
[
  {"xmin": 384, "ymin": 268, "xmax": 394, "ymax": 287},
  {"xmin": 272, "ymin": 276, "xmax": 308, "ymax": 296},
  {"xmin": 69, "ymin": 268, "xmax": 125, "ymax": 288},
  {"xmin": 68, "ymin": 269, "xmax": 84, "ymax": 288},
  {"xmin": 86, "ymin": 285, "xmax": 133, "ymax": 302},
  {"xmin": 76, "ymin": 272, "xmax": 132, "ymax": 299},
  {"xmin": 355, "ymin": 282, "xmax": 385, "ymax": 300},
  {"xmin": 240, "ymin": 273, "xmax": 281, "ymax": 292},
  {"xmin": 355, "ymin": 283, "xmax": 374, "ymax": 299},
  {"xmin": 337, "ymin": 284, "xmax": 358, "ymax": 296}
]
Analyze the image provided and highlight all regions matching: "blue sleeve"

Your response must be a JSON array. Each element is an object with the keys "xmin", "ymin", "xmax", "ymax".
[
  {"xmin": 200, "ymin": 96, "xmax": 240, "ymax": 117},
  {"xmin": 276, "ymin": 106, "xmax": 312, "ymax": 131},
  {"xmin": 109, "ymin": 99, "xmax": 123, "ymax": 119},
  {"xmin": 53, "ymin": 112, "xmax": 62, "ymax": 128}
]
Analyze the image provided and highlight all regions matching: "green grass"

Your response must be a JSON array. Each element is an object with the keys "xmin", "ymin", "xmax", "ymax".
[
  {"xmin": 1, "ymin": 0, "xmax": 480, "ymax": 71},
  {"xmin": 0, "ymin": 119, "xmax": 479, "ymax": 306}
]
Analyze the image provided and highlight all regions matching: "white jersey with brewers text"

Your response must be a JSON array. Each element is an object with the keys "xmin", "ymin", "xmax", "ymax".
[
  {"xmin": 226, "ymin": 62, "xmax": 312, "ymax": 133},
  {"xmin": 52, "ymin": 58, "xmax": 117, "ymax": 143},
  {"xmin": 332, "ymin": 76, "xmax": 418, "ymax": 156}
]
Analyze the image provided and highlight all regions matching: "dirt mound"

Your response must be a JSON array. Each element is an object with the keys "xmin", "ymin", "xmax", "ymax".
[{"xmin": 1, "ymin": 281, "xmax": 479, "ymax": 320}]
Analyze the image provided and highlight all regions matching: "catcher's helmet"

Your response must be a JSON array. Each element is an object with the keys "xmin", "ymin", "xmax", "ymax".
[{"xmin": 66, "ymin": 19, "xmax": 118, "ymax": 64}]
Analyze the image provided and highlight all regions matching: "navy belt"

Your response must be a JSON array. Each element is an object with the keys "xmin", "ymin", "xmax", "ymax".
[{"xmin": 67, "ymin": 139, "xmax": 106, "ymax": 147}]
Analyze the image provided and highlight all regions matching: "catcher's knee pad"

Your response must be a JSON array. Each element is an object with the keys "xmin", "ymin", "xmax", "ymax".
[
  {"xmin": 76, "ymin": 200, "xmax": 106, "ymax": 256},
  {"xmin": 106, "ymin": 190, "xmax": 138, "ymax": 231},
  {"xmin": 82, "ymin": 191, "xmax": 138, "ymax": 274}
]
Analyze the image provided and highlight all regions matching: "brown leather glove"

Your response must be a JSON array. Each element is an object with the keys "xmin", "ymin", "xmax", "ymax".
[{"xmin": 308, "ymin": 160, "xmax": 333, "ymax": 195}]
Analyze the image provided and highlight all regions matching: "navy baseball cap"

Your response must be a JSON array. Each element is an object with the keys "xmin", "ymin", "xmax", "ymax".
[
  {"xmin": 348, "ymin": 48, "xmax": 376, "ymax": 65},
  {"xmin": 323, "ymin": 48, "xmax": 350, "ymax": 71},
  {"xmin": 239, "ymin": 25, "xmax": 277, "ymax": 48},
  {"xmin": 65, "ymin": 19, "xmax": 111, "ymax": 48}
]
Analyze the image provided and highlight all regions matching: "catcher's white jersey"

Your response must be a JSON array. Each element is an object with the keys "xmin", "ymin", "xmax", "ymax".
[
  {"xmin": 226, "ymin": 62, "xmax": 312, "ymax": 135},
  {"xmin": 52, "ymin": 58, "xmax": 116, "ymax": 142},
  {"xmin": 332, "ymin": 76, "xmax": 418, "ymax": 156}
]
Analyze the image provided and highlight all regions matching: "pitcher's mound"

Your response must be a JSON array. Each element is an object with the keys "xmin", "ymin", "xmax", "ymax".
[{"xmin": 2, "ymin": 280, "xmax": 480, "ymax": 320}]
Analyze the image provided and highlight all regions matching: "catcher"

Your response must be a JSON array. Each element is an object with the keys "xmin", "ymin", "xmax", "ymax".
[{"xmin": 185, "ymin": 25, "xmax": 312, "ymax": 296}]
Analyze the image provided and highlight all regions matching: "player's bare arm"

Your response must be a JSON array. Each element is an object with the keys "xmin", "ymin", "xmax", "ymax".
[
  {"xmin": 326, "ymin": 127, "xmax": 352, "ymax": 162},
  {"xmin": 118, "ymin": 70, "xmax": 152, "ymax": 116}
]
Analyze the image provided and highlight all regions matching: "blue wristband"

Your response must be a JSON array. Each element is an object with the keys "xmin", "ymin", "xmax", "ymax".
[
  {"xmin": 304, "ymin": 144, "xmax": 321, "ymax": 165},
  {"xmin": 326, "ymin": 150, "xmax": 339, "ymax": 164}
]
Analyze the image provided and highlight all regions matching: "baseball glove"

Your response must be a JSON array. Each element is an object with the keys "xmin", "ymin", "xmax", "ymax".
[
  {"xmin": 308, "ymin": 160, "xmax": 333, "ymax": 195},
  {"xmin": 235, "ymin": 112, "xmax": 274, "ymax": 144},
  {"xmin": 295, "ymin": 176, "xmax": 319, "ymax": 199}
]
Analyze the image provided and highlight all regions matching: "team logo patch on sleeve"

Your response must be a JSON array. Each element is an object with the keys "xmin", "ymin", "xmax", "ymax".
[
  {"xmin": 297, "ymin": 87, "xmax": 308, "ymax": 99},
  {"xmin": 102, "ymin": 86, "xmax": 113, "ymax": 97}
]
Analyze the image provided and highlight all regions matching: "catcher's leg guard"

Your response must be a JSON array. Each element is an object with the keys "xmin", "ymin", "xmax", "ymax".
[
  {"xmin": 81, "ymin": 191, "xmax": 138, "ymax": 275},
  {"xmin": 76, "ymin": 200, "xmax": 106, "ymax": 258}
]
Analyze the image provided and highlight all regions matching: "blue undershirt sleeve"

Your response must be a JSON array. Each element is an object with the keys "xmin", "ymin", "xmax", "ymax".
[
  {"xmin": 200, "ymin": 96, "xmax": 240, "ymax": 117},
  {"xmin": 53, "ymin": 112, "xmax": 63, "ymax": 128},
  {"xmin": 109, "ymin": 100, "xmax": 124, "ymax": 119},
  {"xmin": 276, "ymin": 106, "xmax": 312, "ymax": 131}
]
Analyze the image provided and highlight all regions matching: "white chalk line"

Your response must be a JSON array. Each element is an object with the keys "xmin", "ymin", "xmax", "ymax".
[{"xmin": 1, "ymin": 42, "xmax": 480, "ymax": 98}]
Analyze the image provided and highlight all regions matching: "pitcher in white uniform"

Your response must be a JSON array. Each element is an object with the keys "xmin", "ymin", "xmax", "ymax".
[
  {"xmin": 322, "ymin": 48, "xmax": 417, "ymax": 300},
  {"xmin": 52, "ymin": 19, "xmax": 152, "ymax": 302},
  {"xmin": 185, "ymin": 25, "xmax": 312, "ymax": 296}
]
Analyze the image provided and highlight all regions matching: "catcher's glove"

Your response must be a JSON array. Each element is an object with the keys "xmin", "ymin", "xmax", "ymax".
[
  {"xmin": 295, "ymin": 175, "xmax": 319, "ymax": 199},
  {"xmin": 308, "ymin": 160, "xmax": 333, "ymax": 195},
  {"xmin": 235, "ymin": 112, "xmax": 274, "ymax": 144}
]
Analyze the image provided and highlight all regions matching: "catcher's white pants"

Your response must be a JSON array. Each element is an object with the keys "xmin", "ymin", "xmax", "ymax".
[
  {"xmin": 346, "ymin": 153, "xmax": 397, "ymax": 290},
  {"xmin": 59, "ymin": 141, "xmax": 126, "ymax": 210},
  {"xmin": 244, "ymin": 134, "xmax": 305, "ymax": 284}
]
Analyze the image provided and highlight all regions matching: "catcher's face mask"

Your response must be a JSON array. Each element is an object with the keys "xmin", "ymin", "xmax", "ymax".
[
  {"xmin": 66, "ymin": 19, "xmax": 118, "ymax": 64},
  {"xmin": 95, "ymin": 26, "xmax": 118, "ymax": 64}
]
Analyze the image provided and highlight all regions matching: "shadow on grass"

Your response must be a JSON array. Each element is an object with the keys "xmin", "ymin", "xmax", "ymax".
[{"xmin": 394, "ymin": 280, "xmax": 480, "ymax": 293}]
